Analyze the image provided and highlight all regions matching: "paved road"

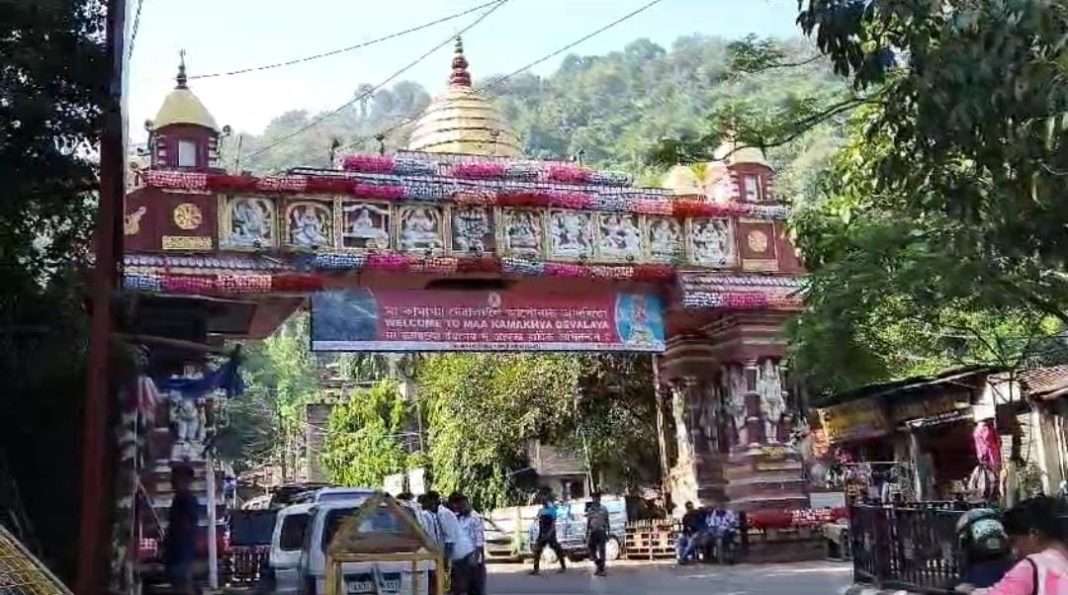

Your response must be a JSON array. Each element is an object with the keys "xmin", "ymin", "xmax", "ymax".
[{"xmin": 487, "ymin": 560, "xmax": 853, "ymax": 595}]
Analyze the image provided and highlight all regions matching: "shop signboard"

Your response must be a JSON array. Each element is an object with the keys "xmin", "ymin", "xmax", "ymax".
[
  {"xmin": 817, "ymin": 397, "xmax": 890, "ymax": 443},
  {"xmin": 890, "ymin": 391, "xmax": 971, "ymax": 426},
  {"xmin": 311, "ymin": 288, "xmax": 666, "ymax": 352}
]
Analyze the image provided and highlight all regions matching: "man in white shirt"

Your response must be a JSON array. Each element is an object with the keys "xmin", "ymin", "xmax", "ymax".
[
  {"xmin": 452, "ymin": 493, "xmax": 486, "ymax": 595},
  {"xmin": 424, "ymin": 491, "xmax": 474, "ymax": 595}
]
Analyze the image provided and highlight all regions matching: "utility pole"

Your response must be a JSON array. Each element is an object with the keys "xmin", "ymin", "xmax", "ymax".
[{"xmin": 77, "ymin": 0, "xmax": 128, "ymax": 592}]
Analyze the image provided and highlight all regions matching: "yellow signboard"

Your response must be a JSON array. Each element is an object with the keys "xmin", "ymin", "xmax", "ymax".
[{"xmin": 817, "ymin": 397, "xmax": 891, "ymax": 443}]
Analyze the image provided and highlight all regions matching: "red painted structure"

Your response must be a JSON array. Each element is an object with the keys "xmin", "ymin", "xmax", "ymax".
[{"xmin": 114, "ymin": 45, "xmax": 810, "ymax": 590}]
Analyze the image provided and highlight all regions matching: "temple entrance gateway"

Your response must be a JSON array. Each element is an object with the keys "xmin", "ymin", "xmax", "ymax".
[{"xmin": 117, "ymin": 39, "xmax": 809, "ymax": 587}]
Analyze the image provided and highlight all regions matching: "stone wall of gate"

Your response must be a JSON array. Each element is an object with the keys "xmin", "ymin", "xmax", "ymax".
[{"xmin": 658, "ymin": 311, "xmax": 809, "ymax": 512}]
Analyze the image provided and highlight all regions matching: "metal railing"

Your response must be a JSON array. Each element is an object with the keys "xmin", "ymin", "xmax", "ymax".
[{"xmin": 850, "ymin": 502, "xmax": 970, "ymax": 594}]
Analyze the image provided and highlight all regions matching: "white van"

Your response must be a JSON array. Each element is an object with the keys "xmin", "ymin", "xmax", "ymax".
[
  {"xmin": 298, "ymin": 498, "xmax": 432, "ymax": 595},
  {"xmin": 268, "ymin": 502, "xmax": 314, "ymax": 595}
]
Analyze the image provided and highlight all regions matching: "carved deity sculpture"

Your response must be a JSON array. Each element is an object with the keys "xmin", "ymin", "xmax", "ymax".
[
  {"xmin": 691, "ymin": 219, "xmax": 732, "ymax": 266},
  {"xmin": 699, "ymin": 380, "xmax": 721, "ymax": 452},
  {"xmin": 452, "ymin": 208, "xmax": 489, "ymax": 253},
  {"xmin": 649, "ymin": 218, "xmax": 682, "ymax": 261},
  {"xmin": 722, "ymin": 365, "xmax": 750, "ymax": 447},
  {"xmin": 757, "ymin": 359, "xmax": 787, "ymax": 443},
  {"xmin": 505, "ymin": 210, "xmax": 541, "ymax": 255},
  {"xmin": 399, "ymin": 207, "xmax": 442, "ymax": 251},
  {"xmin": 343, "ymin": 204, "xmax": 390, "ymax": 249},
  {"xmin": 170, "ymin": 395, "xmax": 206, "ymax": 460},
  {"xmin": 550, "ymin": 211, "xmax": 592, "ymax": 258},
  {"xmin": 598, "ymin": 214, "xmax": 642, "ymax": 260},
  {"xmin": 230, "ymin": 198, "xmax": 273, "ymax": 246},
  {"xmin": 670, "ymin": 381, "xmax": 694, "ymax": 463},
  {"xmin": 291, "ymin": 205, "xmax": 330, "ymax": 247}
]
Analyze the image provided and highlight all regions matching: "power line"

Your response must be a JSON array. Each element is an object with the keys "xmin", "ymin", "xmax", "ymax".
[
  {"xmin": 481, "ymin": 0, "xmax": 667, "ymax": 90},
  {"xmin": 189, "ymin": 0, "xmax": 502, "ymax": 80},
  {"xmin": 245, "ymin": 0, "xmax": 511, "ymax": 161},
  {"xmin": 335, "ymin": 0, "xmax": 669, "ymax": 155},
  {"xmin": 127, "ymin": 0, "xmax": 145, "ymax": 61}
]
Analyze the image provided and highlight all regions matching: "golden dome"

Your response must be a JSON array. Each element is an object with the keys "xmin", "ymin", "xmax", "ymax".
[
  {"xmin": 152, "ymin": 54, "xmax": 219, "ymax": 132},
  {"xmin": 713, "ymin": 136, "xmax": 770, "ymax": 168},
  {"xmin": 407, "ymin": 38, "xmax": 521, "ymax": 157},
  {"xmin": 663, "ymin": 164, "xmax": 703, "ymax": 195}
]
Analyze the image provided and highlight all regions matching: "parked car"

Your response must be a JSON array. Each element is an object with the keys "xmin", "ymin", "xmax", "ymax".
[
  {"xmin": 527, "ymin": 496, "xmax": 628, "ymax": 564},
  {"xmin": 264, "ymin": 502, "xmax": 314, "ymax": 595},
  {"xmin": 483, "ymin": 516, "xmax": 524, "ymax": 562},
  {"xmin": 297, "ymin": 497, "xmax": 431, "ymax": 595}
]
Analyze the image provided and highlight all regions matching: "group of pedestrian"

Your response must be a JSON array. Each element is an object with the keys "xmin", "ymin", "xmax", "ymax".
[
  {"xmin": 397, "ymin": 490, "xmax": 486, "ymax": 595},
  {"xmin": 675, "ymin": 501, "xmax": 739, "ymax": 564},
  {"xmin": 529, "ymin": 491, "xmax": 612, "ymax": 577}
]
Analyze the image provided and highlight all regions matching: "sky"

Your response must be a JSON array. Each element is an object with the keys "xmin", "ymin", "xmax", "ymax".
[{"xmin": 128, "ymin": 0, "xmax": 802, "ymax": 142}]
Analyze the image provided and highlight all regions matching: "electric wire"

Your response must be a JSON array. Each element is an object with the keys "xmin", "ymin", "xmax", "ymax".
[
  {"xmin": 244, "ymin": 0, "xmax": 511, "ymax": 161},
  {"xmin": 188, "ymin": 0, "xmax": 503, "ymax": 80}
]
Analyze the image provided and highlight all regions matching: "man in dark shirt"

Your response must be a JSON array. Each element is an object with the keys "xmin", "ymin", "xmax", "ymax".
[
  {"xmin": 585, "ymin": 492, "xmax": 610, "ymax": 577},
  {"xmin": 676, "ymin": 502, "xmax": 705, "ymax": 564},
  {"xmin": 165, "ymin": 464, "xmax": 200, "ymax": 595},
  {"xmin": 529, "ymin": 495, "xmax": 566, "ymax": 575}
]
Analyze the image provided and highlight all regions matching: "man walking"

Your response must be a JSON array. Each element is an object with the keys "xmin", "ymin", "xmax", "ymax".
[
  {"xmin": 164, "ymin": 464, "xmax": 200, "ymax": 595},
  {"xmin": 529, "ymin": 494, "xmax": 566, "ymax": 575},
  {"xmin": 585, "ymin": 492, "xmax": 610, "ymax": 577}
]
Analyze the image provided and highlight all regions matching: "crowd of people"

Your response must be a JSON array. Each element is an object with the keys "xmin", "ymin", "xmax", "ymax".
[{"xmin": 396, "ymin": 490, "xmax": 486, "ymax": 595}]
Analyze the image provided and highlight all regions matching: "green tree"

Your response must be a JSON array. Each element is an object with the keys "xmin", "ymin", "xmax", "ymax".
[
  {"xmin": 0, "ymin": 0, "xmax": 106, "ymax": 579},
  {"xmin": 321, "ymin": 380, "xmax": 412, "ymax": 487},
  {"xmin": 225, "ymin": 314, "xmax": 318, "ymax": 480}
]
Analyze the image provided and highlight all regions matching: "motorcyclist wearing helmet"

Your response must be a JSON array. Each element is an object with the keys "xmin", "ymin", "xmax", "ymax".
[{"xmin": 957, "ymin": 508, "xmax": 1014, "ymax": 590}]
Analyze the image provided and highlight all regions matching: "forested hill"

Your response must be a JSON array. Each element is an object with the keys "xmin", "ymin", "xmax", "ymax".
[{"xmin": 232, "ymin": 35, "xmax": 846, "ymax": 200}]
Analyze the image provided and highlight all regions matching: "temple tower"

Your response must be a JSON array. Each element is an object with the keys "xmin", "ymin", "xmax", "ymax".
[
  {"xmin": 660, "ymin": 143, "xmax": 808, "ymax": 512},
  {"xmin": 146, "ymin": 52, "xmax": 223, "ymax": 171}
]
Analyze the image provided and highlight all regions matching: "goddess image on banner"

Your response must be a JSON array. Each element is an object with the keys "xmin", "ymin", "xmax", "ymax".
[{"xmin": 310, "ymin": 289, "xmax": 666, "ymax": 352}]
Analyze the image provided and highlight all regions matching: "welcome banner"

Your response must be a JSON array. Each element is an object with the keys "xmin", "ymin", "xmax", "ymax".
[{"xmin": 310, "ymin": 289, "xmax": 666, "ymax": 352}]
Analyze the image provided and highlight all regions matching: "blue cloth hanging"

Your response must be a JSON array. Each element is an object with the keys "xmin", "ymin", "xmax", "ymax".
[{"xmin": 156, "ymin": 355, "xmax": 245, "ymax": 399}]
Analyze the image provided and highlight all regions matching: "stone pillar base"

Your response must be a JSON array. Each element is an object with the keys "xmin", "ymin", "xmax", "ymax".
[{"xmin": 724, "ymin": 445, "xmax": 810, "ymax": 512}]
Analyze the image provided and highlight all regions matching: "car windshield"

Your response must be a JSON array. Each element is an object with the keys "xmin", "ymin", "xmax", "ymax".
[{"xmin": 321, "ymin": 505, "xmax": 407, "ymax": 550}]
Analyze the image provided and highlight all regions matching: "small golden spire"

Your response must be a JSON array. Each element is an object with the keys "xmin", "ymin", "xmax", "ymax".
[
  {"xmin": 176, "ymin": 49, "xmax": 188, "ymax": 89},
  {"xmin": 449, "ymin": 36, "xmax": 471, "ymax": 87}
]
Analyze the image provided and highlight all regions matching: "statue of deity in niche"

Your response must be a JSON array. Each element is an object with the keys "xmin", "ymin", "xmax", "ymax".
[
  {"xmin": 169, "ymin": 394, "xmax": 207, "ymax": 460},
  {"xmin": 289, "ymin": 203, "xmax": 331, "ymax": 247},
  {"xmin": 550, "ymin": 211, "xmax": 592, "ymax": 258},
  {"xmin": 504, "ymin": 210, "xmax": 542, "ymax": 256},
  {"xmin": 691, "ymin": 218, "xmax": 733, "ymax": 266},
  {"xmin": 757, "ymin": 359, "xmax": 787, "ymax": 443},
  {"xmin": 452, "ymin": 208, "xmax": 490, "ymax": 254},
  {"xmin": 342, "ymin": 203, "xmax": 390, "ymax": 249},
  {"xmin": 722, "ymin": 365, "xmax": 750, "ymax": 447},
  {"xmin": 598, "ymin": 213, "xmax": 642, "ymax": 260},
  {"xmin": 229, "ymin": 197, "xmax": 273, "ymax": 246},
  {"xmin": 398, "ymin": 206, "xmax": 443, "ymax": 252},
  {"xmin": 648, "ymin": 217, "xmax": 682, "ymax": 262}
]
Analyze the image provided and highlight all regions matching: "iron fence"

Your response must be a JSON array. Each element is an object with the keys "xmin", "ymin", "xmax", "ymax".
[{"xmin": 850, "ymin": 502, "xmax": 970, "ymax": 594}]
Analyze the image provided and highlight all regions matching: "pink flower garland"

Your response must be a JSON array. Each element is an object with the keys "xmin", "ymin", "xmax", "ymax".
[
  {"xmin": 451, "ymin": 162, "xmax": 507, "ymax": 179},
  {"xmin": 498, "ymin": 191, "xmax": 593, "ymax": 209},
  {"xmin": 342, "ymin": 155, "xmax": 395, "ymax": 173},
  {"xmin": 546, "ymin": 164, "xmax": 593, "ymax": 183},
  {"xmin": 366, "ymin": 253, "xmax": 410, "ymax": 271},
  {"xmin": 352, "ymin": 184, "xmax": 406, "ymax": 201}
]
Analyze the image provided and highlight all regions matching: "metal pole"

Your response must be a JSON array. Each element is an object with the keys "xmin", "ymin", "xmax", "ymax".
[
  {"xmin": 77, "ymin": 0, "xmax": 128, "ymax": 592},
  {"xmin": 206, "ymin": 448, "xmax": 219, "ymax": 590}
]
